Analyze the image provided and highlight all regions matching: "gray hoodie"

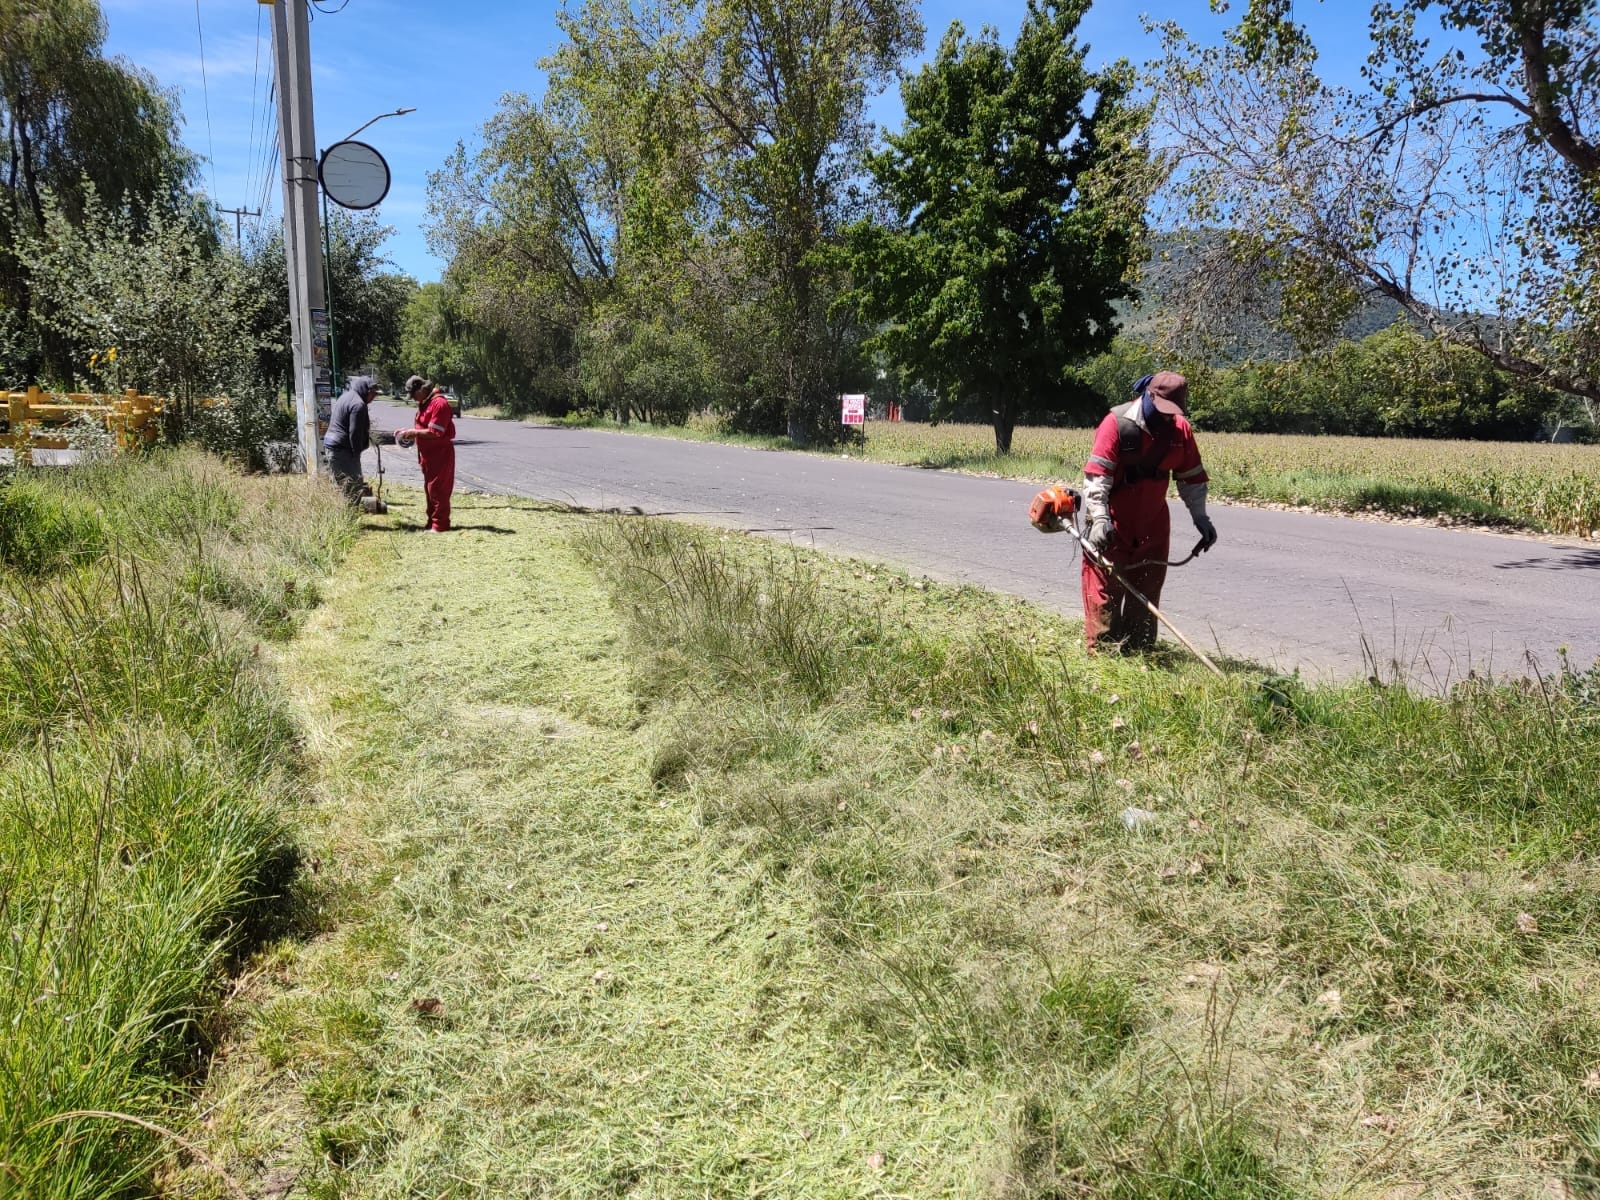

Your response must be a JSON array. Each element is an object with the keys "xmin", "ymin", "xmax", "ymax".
[{"xmin": 323, "ymin": 375, "xmax": 376, "ymax": 453}]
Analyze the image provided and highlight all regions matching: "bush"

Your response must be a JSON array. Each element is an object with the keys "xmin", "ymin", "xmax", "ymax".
[
  {"xmin": 1074, "ymin": 327, "xmax": 1577, "ymax": 440},
  {"xmin": 0, "ymin": 473, "xmax": 106, "ymax": 574}
]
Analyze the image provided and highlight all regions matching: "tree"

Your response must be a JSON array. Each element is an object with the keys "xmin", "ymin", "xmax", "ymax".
[
  {"xmin": 426, "ymin": 0, "xmax": 920, "ymax": 432},
  {"xmin": 18, "ymin": 187, "xmax": 266, "ymax": 439},
  {"xmin": 1, "ymin": 0, "xmax": 194, "ymax": 382},
  {"xmin": 246, "ymin": 211, "xmax": 414, "ymax": 393},
  {"xmin": 1153, "ymin": 0, "xmax": 1600, "ymax": 425},
  {"xmin": 840, "ymin": 0, "xmax": 1155, "ymax": 452},
  {"xmin": 679, "ymin": 0, "xmax": 922, "ymax": 442}
]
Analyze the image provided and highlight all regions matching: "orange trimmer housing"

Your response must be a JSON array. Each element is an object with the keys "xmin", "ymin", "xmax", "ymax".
[{"xmin": 1028, "ymin": 486, "xmax": 1080, "ymax": 532}]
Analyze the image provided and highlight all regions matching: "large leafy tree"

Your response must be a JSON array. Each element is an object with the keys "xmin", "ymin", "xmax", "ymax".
[
  {"xmin": 841, "ymin": 0, "xmax": 1154, "ymax": 453},
  {"xmin": 18, "ymin": 189, "xmax": 264, "ymax": 433},
  {"xmin": 676, "ymin": 0, "xmax": 922, "ymax": 441},
  {"xmin": 433, "ymin": 0, "xmax": 920, "ymax": 437},
  {"xmin": 1, "ymin": 0, "xmax": 193, "ymax": 382},
  {"xmin": 1154, "ymin": 0, "xmax": 1600, "ymax": 422}
]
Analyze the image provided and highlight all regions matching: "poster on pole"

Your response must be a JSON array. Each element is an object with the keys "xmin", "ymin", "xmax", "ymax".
[
  {"xmin": 310, "ymin": 308, "xmax": 334, "ymax": 416},
  {"xmin": 840, "ymin": 393, "xmax": 867, "ymax": 426}
]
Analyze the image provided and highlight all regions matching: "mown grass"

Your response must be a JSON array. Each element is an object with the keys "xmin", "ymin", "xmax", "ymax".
[
  {"xmin": 174, "ymin": 491, "xmax": 1600, "ymax": 1198},
  {"xmin": 535, "ymin": 412, "xmax": 1600, "ymax": 537},
  {"xmin": 0, "ymin": 451, "xmax": 353, "ymax": 1199}
]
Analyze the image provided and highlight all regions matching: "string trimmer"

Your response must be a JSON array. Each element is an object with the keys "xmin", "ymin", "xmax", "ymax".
[{"xmin": 1029, "ymin": 486, "xmax": 1224, "ymax": 679}]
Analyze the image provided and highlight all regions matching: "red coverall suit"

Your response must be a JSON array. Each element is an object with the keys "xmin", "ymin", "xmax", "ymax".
[
  {"xmin": 1081, "ymin": 398, "xmax": 1210, "ymax": 651},
  {"xmin": 411, "ymin": 389, "xmax": 456, "ymax": 532}
]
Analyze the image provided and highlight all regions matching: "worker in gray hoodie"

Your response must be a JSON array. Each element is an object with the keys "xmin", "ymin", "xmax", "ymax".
[{"xmin": 323, "ymin": 375, "xmax": 376, "ymax": 504}]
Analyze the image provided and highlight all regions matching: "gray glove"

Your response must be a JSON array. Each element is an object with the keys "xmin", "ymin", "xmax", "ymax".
[
  {"xmin": 1195, "ymin": 514, "xmax": 1217, "ymax": 552},
  {"xmin": 1085, "ymin": 518, "xmax": 1114, "ymax": 557}
]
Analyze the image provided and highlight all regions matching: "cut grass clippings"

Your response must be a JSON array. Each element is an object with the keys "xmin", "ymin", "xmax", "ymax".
[{"xmin": 177, "ymin": 489, "xmax": 1600, "ymax": 1198}]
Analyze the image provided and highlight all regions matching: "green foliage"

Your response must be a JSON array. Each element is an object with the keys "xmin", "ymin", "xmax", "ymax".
[
  {"xmin": 430, "ymin": 0, "xmax": 920, "ymax": 439},
  {"xmin": 841, "ymin": 0, "xmax": 1155, "ymax": 452},
  {"xmin": 582, "ymin": 514, "xmax": 1600, "ymax": 1190},
  {"xmin": 0, "ymin": 471, "xmax": 104, "ymax": 573},
  {"xmin": 0, "ymin": 451, "xmax": 352, "ymax": 1199},
  {"xmin": 17, "ymin": 186, "xmax": 267, "ymax": 437},
  {"xmin": 1072, "ymin": 325, "xmax": 1579, "ymax": 441},
  {"xmin": 0, "ymin": 0, "xmax": 195, "ymax": 383},
  {"xmin": 248, "ymin": 211, "xmax": 415, "ymax": 393},
  {"xmin": 1154, "ymin": 1, "xmax": 1600, "ymax": 415},
  {"xmin": 578, "ymin": 313, "xmax": 719, "ymax": 424}
]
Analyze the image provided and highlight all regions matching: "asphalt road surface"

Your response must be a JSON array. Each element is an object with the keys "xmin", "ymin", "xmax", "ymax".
[{"xmin": 369, "ymin": 403, "xmax": 1600, "ymax": 684}]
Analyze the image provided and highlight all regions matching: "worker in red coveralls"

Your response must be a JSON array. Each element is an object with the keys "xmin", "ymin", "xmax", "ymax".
[
  {"xmin": 1078, "ymin": 371, "xmax": 1217, "ymax": 652},
  {"xmin": 396, "ymin": 374, "xmax": 455, "ymax": 532}
]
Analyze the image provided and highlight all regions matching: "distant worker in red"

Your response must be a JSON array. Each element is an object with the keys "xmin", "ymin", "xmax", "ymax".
[
  {"xmin": 1078, "ymin": 371, "xmax": 1216, "ymax": 652},
  {"xmin": 397, "ymin": 375, "xmax": 455, "ymax": 532}
]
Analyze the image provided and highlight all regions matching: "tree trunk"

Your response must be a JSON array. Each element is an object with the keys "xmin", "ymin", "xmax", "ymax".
[{"xmin": 992, "ymin": 405, "xmax": 1015, "ymax": 454}]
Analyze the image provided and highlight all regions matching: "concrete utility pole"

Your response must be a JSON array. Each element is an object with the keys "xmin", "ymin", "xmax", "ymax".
[
  {"xmin": 217, "ymin": 205, "xmax": 261, "ymax": 248},
  {"xmin": 266, "ymin": 0, "xmax": 329, "ymax": 476}
]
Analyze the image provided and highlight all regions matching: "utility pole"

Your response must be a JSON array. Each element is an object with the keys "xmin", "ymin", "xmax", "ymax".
[
  {"xmin": 217, "ymin": 205, "xmax": 261, "ymax": 248},
  {"xmin": 266, "ymin": 0, "xmax": 328, "ymax": 476}
]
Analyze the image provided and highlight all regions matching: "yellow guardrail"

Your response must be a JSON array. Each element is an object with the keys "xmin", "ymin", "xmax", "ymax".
[{"xmin": 3, "ymin": 386, "xmax": 173, "ymax": 464}]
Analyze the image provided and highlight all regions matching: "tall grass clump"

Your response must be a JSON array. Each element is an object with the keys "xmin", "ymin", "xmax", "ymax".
[
  {"xmin": 587, "ymin": 515, "xmax": 1600, "ymax": 1194},
  {"xmin": 0, "ymin": 452, "xmax": 352, "ymax": 1199}
]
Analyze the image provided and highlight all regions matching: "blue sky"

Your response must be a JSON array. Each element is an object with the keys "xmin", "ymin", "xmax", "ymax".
[{"xmin": 102, "ymin": 1, "xmax": 1372, "ymax": 283}]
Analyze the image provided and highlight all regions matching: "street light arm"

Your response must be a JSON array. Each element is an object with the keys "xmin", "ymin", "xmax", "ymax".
[{"xmin": 341, "ymin": 106, "xmax": 416, "ymax": 143}]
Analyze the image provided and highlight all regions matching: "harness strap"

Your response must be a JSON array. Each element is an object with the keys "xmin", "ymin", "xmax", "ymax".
[{"xmin": 1110, "ymin": 400, "xmax": 1172, "ymax": 490}]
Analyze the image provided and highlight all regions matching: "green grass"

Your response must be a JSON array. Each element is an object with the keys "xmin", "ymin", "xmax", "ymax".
[
  {"xmin": 0, "ymin": 451, "xmax": 353, "ymax": 1200},
  {"xmin": 167, "ymin": 490, "xmax": 1600, "ymax": 1198},
  {"xmin": 509, "ymin": 412, "xmax": 1600, "ymax": 537}
]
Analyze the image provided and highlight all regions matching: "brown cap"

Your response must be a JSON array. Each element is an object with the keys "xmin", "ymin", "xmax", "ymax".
[{"xmin": 1146, "ymin": 371, "xmax": 1189, "ymax": 416}]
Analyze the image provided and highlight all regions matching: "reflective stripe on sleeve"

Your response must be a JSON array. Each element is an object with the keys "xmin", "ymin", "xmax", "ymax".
[
  {"xmin": 1174, "ymin": 464, "xmax": 1207, "ymax": 480},
  {"xmin": 1087, "ymin": 454, "xmax": 1117, "ymax": 472}
]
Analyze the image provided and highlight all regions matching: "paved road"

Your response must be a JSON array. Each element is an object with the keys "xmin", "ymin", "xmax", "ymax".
[{"xmin": 369, "ymin": 403, "xmax": 1600, "ymax": 683}]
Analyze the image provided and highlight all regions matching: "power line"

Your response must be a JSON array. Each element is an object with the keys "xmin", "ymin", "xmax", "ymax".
[
  {"xmin": 253, "ymin": 80, "xmax": 278, "ymax": 214},
  {"xmin": 193, "ymin": 0, "xmax": 218, "ymax": 200},
  {"xmin": 244, "ymin": 4, "xmax": 264, "ymax": 203}
]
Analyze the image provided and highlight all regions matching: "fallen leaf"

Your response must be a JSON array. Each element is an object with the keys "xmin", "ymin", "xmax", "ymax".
[
  {"xmin": 1110, "ymin": 716, "xmax": 1126, "ymax": 731},
  {"xmin": 1517, "ymin": 911, "xmax": 1540, "ymax": 934},
  {"xmin": 592, "ymin": 969, "xmax": 613, "ymax": 985},
  {"xmin": 410, "ymin": 997, "xmax": 444, "ymax": 1017},
  {"xmin": 1159, "ymin": 864, "xmax": 1181, "ymax": 881},
  {"xmin": 1026, "ymin": 720, "xmax": 1040, "ymax": 736},
  {"xmin": 1186, "ymin": 856, "xmax": 1206, "ymax": 876},
  {"xmin": 866, "ymin": 1151, "xmax": 885, "ymax": 1171},
  {"xmin": 1582, "ymin": 1067, "xmax": 1600, "ymax": 1093},
  {"xmin": 1126, "ymin": 740, "xmax": 1144, "ymax": 761},
  {"xmin": 1107, "ymin": 693, "xmax": 1122, "ymax": 705},
  {"xmin": 594, "ymin": 921, "xmax": 609, "ymax": 933},
  {"xmin": 1088, "ymin": 749, "xmax": 1107, "ymax": 767},
  {"xmin": 1314, "ymin": 987, "xmax": 1343, "ymax": 1016},
  {"xmin": 909, "ymin": 707, "xmax": 925, "ymax": 722},
  {"xmin": 1360, "ymin": 1113, "xmax": 1396, "ymax": 1132}
]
